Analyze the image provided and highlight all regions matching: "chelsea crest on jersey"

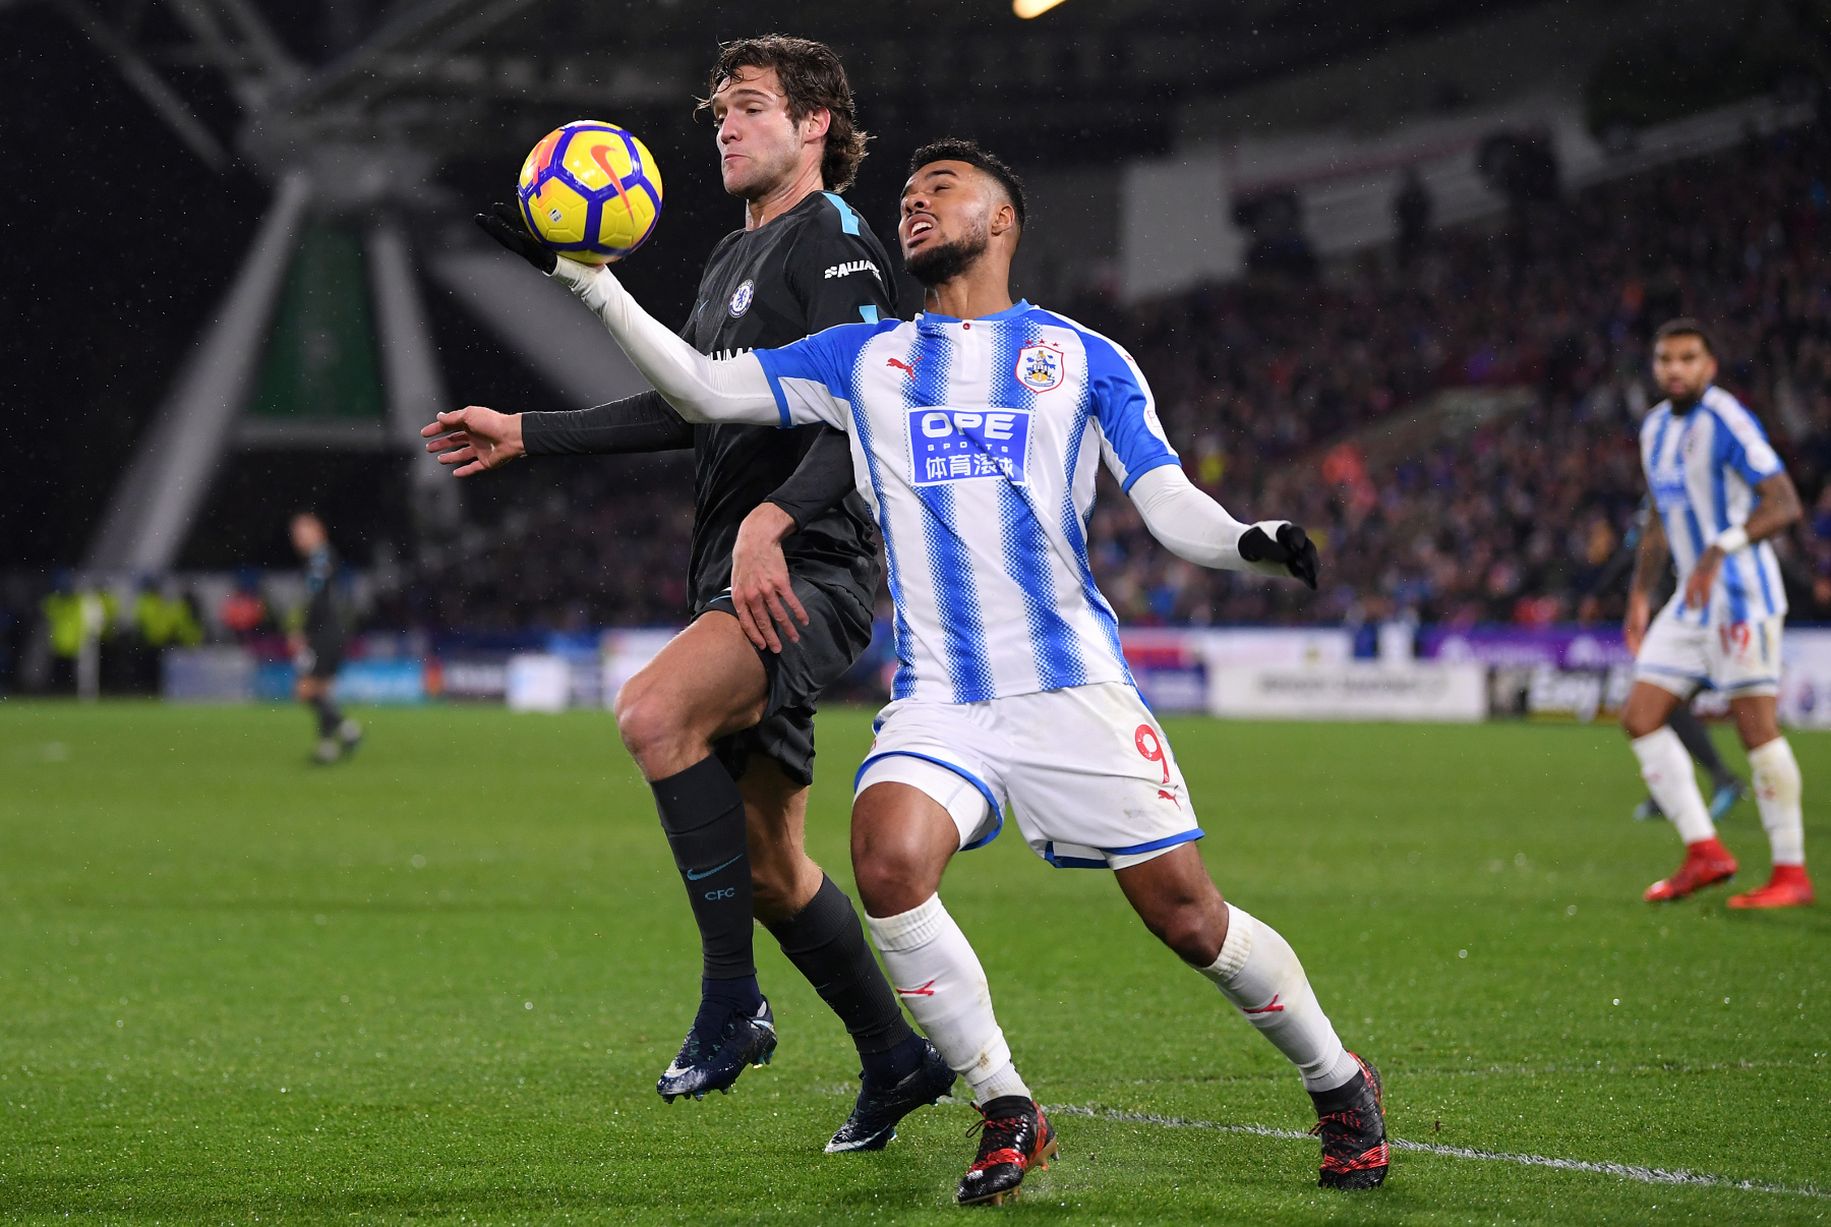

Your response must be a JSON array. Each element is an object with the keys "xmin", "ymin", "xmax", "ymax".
[{"xmin": 754, "ymin": 301, "xmax": 1182, "ymax": 706}]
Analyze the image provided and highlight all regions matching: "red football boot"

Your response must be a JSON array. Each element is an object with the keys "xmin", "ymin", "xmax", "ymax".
[
  {"xmin": 1644, "ymin": 838, "xmax": 1737, "ymax": 902},
  {"xmin": 1727, "ymin": 865, "xmax": 1815, "ymax": 909},
  {"xmin": 956, "ymin": 1097, "xmax": 1057, "ymax": 1206},
  {"xmin": 1311, "ymin": 1053, "xmax": 1389, "ymax": 1190}
]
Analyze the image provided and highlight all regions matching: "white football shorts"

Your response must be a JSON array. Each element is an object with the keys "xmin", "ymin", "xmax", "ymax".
[
  {"xmin": 853, "ymin": 681, "xmax": 1202, "ymax": 870},
  {"xmin": 1634, "ymin": 597, "xmax": 1783, "ymax": 699}
]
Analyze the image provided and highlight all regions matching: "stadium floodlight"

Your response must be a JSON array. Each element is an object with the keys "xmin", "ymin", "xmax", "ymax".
[{"xmin": 1013, "ymin": 0, "xmax": 1069, "ymax": 18}]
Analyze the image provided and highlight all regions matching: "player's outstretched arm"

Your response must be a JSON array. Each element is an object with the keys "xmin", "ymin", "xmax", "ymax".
[
  {"xmin": 551, "ymin": 258, "xmax": 777, "ymax": 427},
  {"xmin": 1127, "ymin": 466, "xmax": 1319, "ymax": 588},
  {"xmin": 474, "ymin": 203, "xmax": 777, "ymax": 425},
  {"xmin": 420, "ymin": 405, "xmax": 524, "ymax": 477},
  {"xmin": 520, "ymin": 392, "xmax": 694, "ymax": 457},
  {"xmin": 420, "ymin": 394, "xmax": 694, "ymax": 473}
]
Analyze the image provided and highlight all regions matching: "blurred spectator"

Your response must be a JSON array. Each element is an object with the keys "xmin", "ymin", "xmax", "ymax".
[
  {"xmin": 1236, "ymin": 190, "xmax": 1319, "ymax": 280},
  {"xmin": 1063, "ymin": 119, "xmax": 1831, "ymax": 629},
  {"xmin": 39, "ymin": 571, "xmax": 114, "ymax": 695},
  {"xmin": 220, "ymin": 569, "xmax": 270, "ymax": 641},
  {"xmin": 1394, "ymin": 168, "xmax": 1433, "ymax": 267},
  {"xmin": 127, "ymin": 576, "xmax": 202, "ymax": 692}
]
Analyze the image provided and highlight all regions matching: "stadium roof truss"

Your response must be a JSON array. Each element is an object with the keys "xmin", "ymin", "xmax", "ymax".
[{"xmin": 41, "ymin": 0, "xmax": 650, "ymax": 572}]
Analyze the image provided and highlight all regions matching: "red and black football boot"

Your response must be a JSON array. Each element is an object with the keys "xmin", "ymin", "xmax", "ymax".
[
  {"xmin": 1310, "ymin": 1053, "xmax": 1389, "ymax": 1190},
  {"xmin": 955, "ymin": 1096, "xmax": 1057, "ymax": 1206}
]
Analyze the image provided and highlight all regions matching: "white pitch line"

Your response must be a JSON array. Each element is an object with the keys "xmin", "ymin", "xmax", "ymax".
[
  {"xmin": 1043, "ymin": 1103, "xmax": 1831, "ymax": 1201},
  {"xmin": 1106, "ymin": 1055, "xmax": 1817, "ymax": 1086}
]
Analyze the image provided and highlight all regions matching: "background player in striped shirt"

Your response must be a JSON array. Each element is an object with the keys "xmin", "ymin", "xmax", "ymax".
[
  {"xmin": 536, "ymin": 137, "xmax": 1388, "ymax": 1203},
  {"xmin": 1622, "ymin": 319, "xmax": 1812, "ymax": 908}
]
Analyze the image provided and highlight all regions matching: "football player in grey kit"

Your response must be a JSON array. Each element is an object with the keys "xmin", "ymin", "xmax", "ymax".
[
  {"xmin": 424, "ymin": 36, "xmax": 951, "ymax": 1150},
  {"xmin": 289, "ymin": 512, "xmax": 361, "ymax": 765}
]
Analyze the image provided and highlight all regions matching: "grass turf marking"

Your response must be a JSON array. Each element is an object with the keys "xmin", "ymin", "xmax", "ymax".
[{"xmin": 1042, "ymin": 1103, "xmax": 1831, "ymax": 1200}]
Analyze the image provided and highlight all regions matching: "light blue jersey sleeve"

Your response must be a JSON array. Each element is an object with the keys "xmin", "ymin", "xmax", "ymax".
[
  {"xmin": 1084, "ymin": 333, "xmax": 1181, "ymax": 492},
  {"xmin": 1709, "ymin": 397, "xmax": 1783, "ymax": 486},
  {"xmin": 753, "ymin": 321, "xmax": 888, "ymax": 431}
]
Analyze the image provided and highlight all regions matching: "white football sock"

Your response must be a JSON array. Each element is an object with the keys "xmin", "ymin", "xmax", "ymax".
[
  {"xmin": 1747, "ymin": 737, "xmax": 1806, "ymax": 866},
  {"xmin": 1632, "ymin": 727, "xmax": 1715, "ymax": 845},
  {"xmin": 1200, "ymin": 904, "xmax": 1359, "ymax": 1094},
  {"xmin": 867, "ymin": 894, "xmax": 1030, "ymax": 1105}
]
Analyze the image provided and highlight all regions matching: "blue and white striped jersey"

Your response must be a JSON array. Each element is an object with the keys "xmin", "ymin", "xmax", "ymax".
[
  {"xmin": 1639, "ymin": 385, "xmax": 1788, "ymax": 626},
  {"xmin": 754, "ymin": 300, "xmax": 1181, "ymax": 704}
]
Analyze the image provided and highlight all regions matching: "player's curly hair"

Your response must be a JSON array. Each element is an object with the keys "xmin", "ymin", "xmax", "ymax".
[
  {"xmin": 697, "ymin": 35, "xmax": 869, "ymax": 193},
  {"xmin": 910, "ymin": 138, "xmax": 1027, "ymax": 228}
]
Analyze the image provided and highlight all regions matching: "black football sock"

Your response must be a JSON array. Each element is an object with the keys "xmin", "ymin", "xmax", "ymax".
[
  {"xmin": 652, "ymin": 756, "xmax": 757, "ymax": 986},
  {"xmin": 864, "ymin": 1031, "xmax": 931, "ymax": 1086},
  {"xmin": 693, "ymin": 974, "xmax": 763, "ymax": 1037},
  {"xmin": 765, "ymin": 875, "xmax": 919, "ymax": 1082},
  {"xmin": 1669, "ymin": 706, "xmax": 1733, "ymax": 787},
  {"xmin": 310, "ymin": 694, "xmax": 342, "ymax": 738}
]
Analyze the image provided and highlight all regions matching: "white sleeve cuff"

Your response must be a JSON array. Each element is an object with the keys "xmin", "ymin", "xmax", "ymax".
[
  {"xmin": 1714, "ymin": 525, "xmax": 1750, "ymax": 554},
  {"xmin": 1126, "ymin": 466, "xmax": 1289, "ymax": 577}
]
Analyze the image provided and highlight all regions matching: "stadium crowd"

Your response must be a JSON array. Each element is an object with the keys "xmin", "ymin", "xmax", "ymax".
[
  {"xmin": 7, "ymin": 120, "xmax": 1829, "ymax": 691},
  {"xmin": 414, "ymin": 118, "xmax": 1831, "ymax": 634},
  {"xmin": 1074, "ymin": 117, "xmax": 1831, "ymax": 630}
]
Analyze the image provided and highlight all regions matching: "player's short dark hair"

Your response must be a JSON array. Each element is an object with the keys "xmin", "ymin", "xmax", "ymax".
[
  {"xmin": 910, "ymin": 139, "xmax": 1027, "ymax": 229},
  {"xmin": 697, "ymin": 35, "xmax": 868, "ymax": 193},
  {"xmin": 1654, "ymin": 318, "xmax": 1717, "ymax": 358}
]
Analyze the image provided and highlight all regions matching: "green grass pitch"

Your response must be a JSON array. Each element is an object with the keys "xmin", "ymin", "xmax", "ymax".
[{"xmin": 3, "ymin": 701, "xmax": 1826, "ymax": 1223}]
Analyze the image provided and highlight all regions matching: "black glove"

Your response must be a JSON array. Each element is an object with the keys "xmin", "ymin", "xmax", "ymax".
[
  {"xmin": 476, "ymin": 201, "xmax": 557, "ymax": 275},
  {"xmin": 1238, "ymin": 522, "xmax": 1320, "ymax": 590}
]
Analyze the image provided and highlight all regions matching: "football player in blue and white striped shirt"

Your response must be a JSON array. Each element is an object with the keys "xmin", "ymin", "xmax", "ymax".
[
  {"xmin": 1622, "ymin": 319, "xmax": 1812, "ymax": 908},
  {"xmin": 542, "ymin": 138, "xmax": 1387, "ymax": 1203}
]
